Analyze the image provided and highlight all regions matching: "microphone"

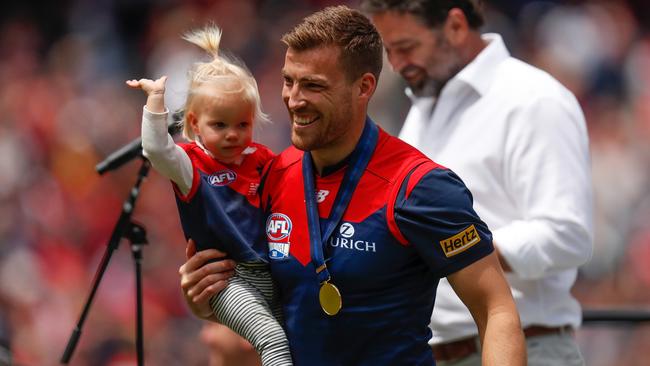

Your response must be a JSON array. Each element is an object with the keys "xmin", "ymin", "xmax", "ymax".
[{"xmin": 95, "ymin": 111, "xmax": 183, "ymax": 175}]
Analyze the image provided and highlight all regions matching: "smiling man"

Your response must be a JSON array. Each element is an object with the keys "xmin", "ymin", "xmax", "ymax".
[
  {"xmin": 361, "ymin": 1, "xmax": 593, "ymax": 365},
  {"xmin": 179, "ymin": 5, "xmax": 525, "ymax": 365}
]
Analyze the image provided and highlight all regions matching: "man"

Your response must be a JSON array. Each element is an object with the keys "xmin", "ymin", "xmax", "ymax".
[
  {"xmin": 180, "ymin": 5, "xmax": 525, "ymax": 365},
  {"xmin": 360, "ymin": 1, "xmax": 593, "ymax": 365}
]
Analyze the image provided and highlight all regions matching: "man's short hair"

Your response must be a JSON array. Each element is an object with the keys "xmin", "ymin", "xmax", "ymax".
[
  {"xmin": 281, "ymin": 5, "xmax": 383, "ymax": 82},
  {"xmin": 360, "ymin": 0, "xmax": 484, "ymax": 30}
]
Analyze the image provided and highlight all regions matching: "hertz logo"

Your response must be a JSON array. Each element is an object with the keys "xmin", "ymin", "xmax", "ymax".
[{"xmin": 439, "ymin": 225, "xmax": 481, "ymax": 258}]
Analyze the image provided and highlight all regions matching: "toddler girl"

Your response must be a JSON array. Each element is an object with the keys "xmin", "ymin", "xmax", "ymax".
[{"xmin": 126, "ymin": 25, "xmax": 291, "ymax": 366}]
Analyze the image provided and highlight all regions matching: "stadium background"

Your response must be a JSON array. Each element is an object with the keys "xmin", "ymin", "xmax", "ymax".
[{"xmin": 0, "ymin": 0, "xmax": 648, "ymax": 365}]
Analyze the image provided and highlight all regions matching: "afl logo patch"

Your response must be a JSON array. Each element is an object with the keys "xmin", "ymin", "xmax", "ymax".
[
  {"xmin": 267, "ymin": 213, "xmax": 292, "ymax": 260},
  {"xmin": 209, "ymin": 170, "xmax": 237, "ymax": 186},
  {"xmin": 266, "ymin": 213, "xmax": 292, "ymax": 241}
]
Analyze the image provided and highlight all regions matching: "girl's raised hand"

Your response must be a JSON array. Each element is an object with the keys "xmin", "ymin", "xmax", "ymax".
[
  {"xmin": 126, "ymin": 75, "xmax": 168, "ymax": 96},
  {"xmin": 126, "ymin": 76, "xmax": 168, "ymax": 113}
]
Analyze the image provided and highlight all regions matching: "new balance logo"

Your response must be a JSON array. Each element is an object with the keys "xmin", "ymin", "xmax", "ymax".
[{"xmin": 316, "ymin": 189, "xmax": 330, "ymax": 203}]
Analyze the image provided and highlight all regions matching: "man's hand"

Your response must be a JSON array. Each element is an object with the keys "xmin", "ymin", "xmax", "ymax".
[
  {"xmin": 179, "ymin": 239, "xmax": 235, "ymax": 320},
  {"xmin": 125, "ymin": 75, "xmax": 167, "ymax": 113}
]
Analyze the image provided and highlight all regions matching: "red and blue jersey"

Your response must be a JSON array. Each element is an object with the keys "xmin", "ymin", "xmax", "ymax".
[
  {"xmin": 174, "ymin": 142, "xmax": 274, "ymax": 262},
  {"xmin": 261, "ymin": 127, "xmax": 493, "ymax": 365}
]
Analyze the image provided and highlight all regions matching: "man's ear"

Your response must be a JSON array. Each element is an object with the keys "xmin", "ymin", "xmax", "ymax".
[
  {"xmin": 357, "ymin": 72, "xmax": 377, "ymax": 101},
  {"xmin": 443, "ymin": 8, "xmax": 470, "ymax": 46}
]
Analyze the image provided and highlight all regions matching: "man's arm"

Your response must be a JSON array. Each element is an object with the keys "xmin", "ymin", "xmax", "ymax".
[
  {"xmin": 447, "ymin": 252, "xmax": 526, "ymax": 366},
  {"xmin": 496, "ymin": 96, "xmax": 593, "ymax": 278},
  {"xmin": 178, "ymin": 239, "xmax": 236, "ymax": 321},
  {"xmin": 391, "ymin": 164, "xmax": 524, "ymax": 364}
]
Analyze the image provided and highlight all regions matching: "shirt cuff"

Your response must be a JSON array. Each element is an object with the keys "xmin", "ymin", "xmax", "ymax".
[
  {"xmin": 492, "ymin": 222, "xmax": 547, "ymax": 280},
  {"xmin": 143, "ymin": 106, "xmax": 169, "ymax": 120}
]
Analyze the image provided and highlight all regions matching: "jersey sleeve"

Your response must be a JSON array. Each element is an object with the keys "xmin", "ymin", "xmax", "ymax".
[{"xmin": 393, "ymin": 167, "xmax": 494, "ymax": 278}]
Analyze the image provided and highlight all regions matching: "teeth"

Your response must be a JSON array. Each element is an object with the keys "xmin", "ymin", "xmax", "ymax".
[{"xmin": 294, "ymin": 116, "xmax": 314, "ymax": 125}]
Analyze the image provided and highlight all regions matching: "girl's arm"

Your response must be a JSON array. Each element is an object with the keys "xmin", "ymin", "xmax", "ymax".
[{"xmin": 126, "ymin": 76, "xmax": 193, "ymax": 194}]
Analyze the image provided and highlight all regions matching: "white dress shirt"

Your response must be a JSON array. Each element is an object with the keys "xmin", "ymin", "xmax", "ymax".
[{"xmin": 399, "ymin": 34, "xmax": 594, "ymax": 344}]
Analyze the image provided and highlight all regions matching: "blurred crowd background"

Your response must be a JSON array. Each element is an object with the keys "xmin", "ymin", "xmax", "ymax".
[{"xmin": 0, "ymin": 0, "xmax": 648, "ymax": 365}]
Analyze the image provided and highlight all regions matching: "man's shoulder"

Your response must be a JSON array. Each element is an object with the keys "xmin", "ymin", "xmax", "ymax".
[
  {"xmin": 371, "ymin": 129, "xmax": 440, "ymax": 170},
  {"xmin": 377, "ymin": 128, "xmax": 424, "ymax": 155},
  {"xmin": 266, "ymin": 145, "xmax": 302, "ymax": 174},
  {"xmin": 493, "ymin": 57, "xmax": 574, "ymax": 101}
]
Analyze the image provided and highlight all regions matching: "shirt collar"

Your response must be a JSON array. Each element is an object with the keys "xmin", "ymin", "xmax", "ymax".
[
  {"xmin": 195, "ymin": 139, "xmax": 216, "ymax": 159},
  {"xmin": 404, "ymin": 87, "xmax": 422, "ymax": 103},
  {"xmin": 455, "ymin": 33, "xmax": 510, "ymax": 96},
  {"xmin": 319, "ymin": 153, "xmax": 352, "ymax": 177},
  {"xmin": 405, "ymin": 33, "xmax": 510, "ymax": 100}
]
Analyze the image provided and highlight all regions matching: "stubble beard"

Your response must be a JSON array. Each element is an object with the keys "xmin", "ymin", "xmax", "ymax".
[
  {"xmin": 290, "ymin": 113, "xmax": 326, "ymax": 152},
  {"xmin": 291, "ymin": 129, "xmax": 318, "ymax": 151},
  {"xmin": 419, "ymin": 36, "xmax": 465, "ymax": 98},
  {"xmin": 410, "ymin": 77, "xmax": 438, "ymax": 98},
  {"xmin": 290, "ymin": 106, "xmax": 350, "ymax": 153}
]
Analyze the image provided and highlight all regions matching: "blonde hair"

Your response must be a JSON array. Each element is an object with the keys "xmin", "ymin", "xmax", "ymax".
[{"xmin": 180, "ymin": 25, "xmax": 269, "ymax": 141}]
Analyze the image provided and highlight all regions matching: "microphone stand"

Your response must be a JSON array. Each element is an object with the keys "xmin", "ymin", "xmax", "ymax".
[
  {"xmin": 61, "ymin": 159, "xmax": 151, "ymax": 365},
  {"xmin": 126, "ymin": 220, "xmax": 148, "ymax": 366}
]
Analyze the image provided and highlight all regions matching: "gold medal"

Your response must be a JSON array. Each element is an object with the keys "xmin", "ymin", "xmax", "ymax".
[{"xmin": 319, "ymin": 280, "xmax": 342, "ymax": 316}]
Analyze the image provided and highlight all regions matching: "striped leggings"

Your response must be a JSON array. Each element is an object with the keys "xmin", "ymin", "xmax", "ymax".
[{"xmin": 209, "ymin": 261, "xmax": 292, "ymax": 366}]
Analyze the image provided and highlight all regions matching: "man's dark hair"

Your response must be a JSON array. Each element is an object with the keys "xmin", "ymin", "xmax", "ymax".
[
  {"xmin": 281, "ymin": 5, "xmax": 383, "ymax": 82},
  {"xmin": 360, "ymin": 0, "xmax": 484, "ymax": 29}
]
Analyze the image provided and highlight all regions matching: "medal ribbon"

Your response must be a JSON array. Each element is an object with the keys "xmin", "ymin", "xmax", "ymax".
[{"xmin": 303, "ymin": 118, "xmax": 379, "ymax": 284}]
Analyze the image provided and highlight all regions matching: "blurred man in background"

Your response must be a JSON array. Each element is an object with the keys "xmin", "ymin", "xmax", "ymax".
[
  {"xmin": 199, "ymin": 323, "xmax": 260, "ymax": 366},
  {"xmin": 361, "ymin": 0, "xmax": 594, "ymax": 365}
]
